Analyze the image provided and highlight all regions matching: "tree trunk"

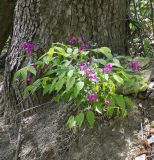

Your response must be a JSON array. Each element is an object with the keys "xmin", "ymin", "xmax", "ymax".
[
  {"xmin": 4, "ymin": 0, "xmax": 130, "ymax": 120},
  {"xmin": 0, "ymin": 0, "xmax": 16, "ymax": 54}
]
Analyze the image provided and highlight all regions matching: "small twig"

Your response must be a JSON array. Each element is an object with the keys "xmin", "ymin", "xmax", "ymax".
[
  {"xmin": 16, "ymin": 100, "xmax": 53, "ymax": 116},
  {"xmin": 147, "ymin": 153, "xmax": 154, "ymax": 158}
]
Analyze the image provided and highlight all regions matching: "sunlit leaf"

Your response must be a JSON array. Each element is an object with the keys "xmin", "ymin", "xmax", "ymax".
[
  {"xmin": 67, "ymin": 70, "xmax": 74, "ymax": 79},
  {"xmin": 67, "ymin": 116, "xmax": 76, "ymax": 129},
  {"xmin": 76, "ymin": 112, "xmax": 84, "ymax": 128},
  {"xmin": 74, "ymin": 81, "xmax": 84, "ymax": 97},
  {"xmin": 86, "ymin": 111, "xmax": 95, "ymax": 128},
  {"xmin": 66, "ymin": 77, "xmax": 75, "ymax": 91},
  {"xmin": 113, "ymin": 74, "xmax": 124, "ymax": 84}
]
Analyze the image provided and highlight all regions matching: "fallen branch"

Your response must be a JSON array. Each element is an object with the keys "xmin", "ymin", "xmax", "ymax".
[{"xmin": 16, "ymin": 100, "xmax": 53, "ymax": 116}]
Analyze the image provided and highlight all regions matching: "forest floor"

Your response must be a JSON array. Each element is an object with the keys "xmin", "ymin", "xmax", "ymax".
[
  {"xmin": 0, "ymin": 66, "xmax": 154, "ymax": 160},
  {"xmin": 0, "ymin": 96, "xmax": 154, "ymax": 160}
]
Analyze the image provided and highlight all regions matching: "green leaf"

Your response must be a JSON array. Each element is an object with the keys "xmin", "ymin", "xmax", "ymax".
[
  {"xmin": 134, "ymin": 83, "xmax": 140, "ymax": 94},
  {"xmin": 54, "ymin": 46, "xmax": 67, "ymax": 57},
  {"xmin": 67, "ymin": 70, "xmax": 74, "ymax": 79},
  {"xmin": 96, "ymin": 47, "xmax": 113, "ymax": 59},
  {"xmin": 27, "ymin": 66, "xmax": 36, "ymax": 75},
  {"xmin": 53, "ymin": 94, "xmax": 61, "ymax": 102},
  {"xmin": 24, "ymin": 79, "xmax": 41, "ymax": 96},
  {"xmin": 97, "ymin": 59, "xmax": 107, "ymax": 65},
  {"xmin": 56, "ymin": 78, "xmax": 66, "ymax": 92},
  {"xmin": 86, "ymin": 111, "xmax": 95, "ymax": 128},
  {"xmin": 48, "ymin": 47, "xmax": 54, "ymax": 59},
  {"xmin": 67, "ymin": 48, "xmax": 73, "ymax": 54},
  {"xmin": 63, "ymin": 60, "xmax": 71, "ymax": 67},
  {"xmin": 81, "ymin": 51, "xmax": 90, "ymax": 56},
  {"xmin": 110, "ymin": 58, "xmax": 123, "ymax": 68},
  {"xmin": 67, "ymin": 116, "xmax": 76, "ymax": 129},
  {"xmin": 13, "ymin": 66, "xmax": 30, "ymax": 82},
  {"xmin": 124, "ymin": 97, "xmax": 133, "ymax": 107},
  {"xmin": 113, "ymin": 74, "xmax": 124, "ymax": 84},
  {"xmin": 43, "ymin": 84, "xmax": 52, "ymax": 95},
  {"xmin": 42, "ymin": 77, "xmax": 51, "ymax": 88},
  {"xmin": 107, "ymin": 99, "xmax": 115, "ymax": 117},
  {"xmin": 102, "ymin": 74, "xmax": 109, "ymax": 81},
  {"xmin": 73, "ymin": 48, "xmax": 79, "ymax": 55},
  {"xmin": 76, "ymin": 112, "xmax": 84, "ymax": 128},
  {"xmin": 74, "ymin": 81, "xmax": 84, "ymax": 97},
  {"xmin": 39, "ymin": 52, "xmax": 48, "ymax": 60},
  {"xmin": 24, "ymin": 85, "xmax": 35, "ymax": 96},
  {"xmin": 48, "ymin": 78, "xmax": 57, "ymax": 93},
  {"xmin": 59, "ymin": 71, "xmax": 66, "ymax": 79},
  {"xmin": 66, "ymin": 77, "xmax": 75, "ymax": 91},
  {"xmin": 114, "ymin": 95, "xmax": 125, "ymax": 115},
  {"xmin": 120, "ymin": 70, "xmax": 131, "ymax": 81}
]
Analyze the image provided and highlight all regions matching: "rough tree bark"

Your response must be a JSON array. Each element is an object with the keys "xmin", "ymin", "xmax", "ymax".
[
  {"xmin": 0, "ymin": 0, "xmax": 16, "ymax": 54},
  {"xmin": 4, "ymin": 0, "xmax": 130, "ymax": 120}
]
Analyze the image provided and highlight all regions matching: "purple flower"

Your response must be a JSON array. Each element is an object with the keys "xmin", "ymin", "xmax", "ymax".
[
  {"xmin": 45, "ymin": 64, "xmax": 50, "ymax": 68},
  {"xmin": 79, "ymin": 44, "xmax": 89, "ymax": 51},
  {"xmin": 85, "ymin": 61, "xmax": 90, "ymax": 67},
  {"xmin": 19, "ymin": 41, "xmax": 35, "ymax": 54},
  {"xmin": 69, "ymin": 35, "xmax": 76, "ymax": 45},
  {"xmin": 87, "ymin": 92, "xmax": 98, "ymax": 102},
  {"xmin": 130, "ymin": 61, "xmax": 141, "ymax": 71},
  {"xmin": 106, "ymin": 64, "xmax": 112, "ymax": 69},
  {"xmin": 102, "ymin": 64, "xmax": 112, "ymax": 73},
  {"xmin": 104, "ymin": 99, "xmax": 111, "ymax": 107},
  {"xmin": 79, "ymin": 61, "xmax": 90, "ymax": 71},
  {"xmin": 85, "ymin": 69, "xmax": 97, "ymax": 81},
  {"xmin": 85, "ymin": 69, "xmax": 94, "ymax": 75},
  {"xmin": 78, "ymin": 61, "xmax": 96, "ymax": 80},
  {"xmin": 93, "ymin": 73, "xmax": 97, "ymax": 79},
  {"xmin": 26, "ymin": 76, "xmax": 33, "ymax": 83},
  {"xmin": 31, "ymin": 63, "xmax": 37, "ymax": 68},
  {"xmin": 79, "ymin": 62, "xmax": 84, "ymax": 67},
  {"xmin": 83, "ymin": 66, "xmax": 88, "ymax": 71}
]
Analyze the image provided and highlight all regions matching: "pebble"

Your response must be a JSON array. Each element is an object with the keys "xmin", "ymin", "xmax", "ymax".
[
  {"xmin": 149, "ymin": 82, "xmax": 154, "ymax": 89},
  {"xmin": 135, "ymin": 154, "xmax": 146, "ymax": 160},
  {"xmin": 147, "ymin": 135, "xmax": 154, "ymax": 145},
  {"xmin": 150, "ymin": 128, "xmax": 154, "ymax": 134}
]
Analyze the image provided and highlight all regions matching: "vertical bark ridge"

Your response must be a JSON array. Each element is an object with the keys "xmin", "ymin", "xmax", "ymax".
[
  {"xmin": 4, "ymin": 0, "xmax": 41, "ymax": 121},
  {"xmin": 0, "ymin": 0, "xmax": 16, "ymax": 54}
]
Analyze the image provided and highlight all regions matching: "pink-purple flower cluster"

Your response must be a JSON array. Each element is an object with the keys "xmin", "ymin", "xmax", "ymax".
[
  {"xmin": 19, "ymin": 41, "xmax": 35, "ymax": 54},
  {"xmin": 104, "ymin": 99, "xmax": 111, "ymax": 107},
  {"xmin": 69, "ymin": 36, "xmax": 76, "ymax": 45},
  {"xmin": 79, "ymin": 61, "xmax": 90, "ymax": 70},
  {"xmin": 69, "ymin": 34, "xmax": 89, "ymax": 51},
  {"xmin": 79, "ymin": 62, "xmax": 97, "ymax": 81},
  {"xmin": 101, "ymin": 64, "xmax": 112, "ymax": 73},
  {"xmin": 87, "ymin": 92, "xmax": 98, "ymax": 102},
  {"xmin": 79, "ymin": 44, "xmax": 89, "ymax": 51},
  {"xmin": 26, "ymin": 75, "xmax": 33, "ymax": 83},
  {"xmin": 85, "ymin": 70, "xmax": 97, "ymax": 80},
  {"xmin": 130, "ymin": 61, "xmax": 141, "ymax": 71}
]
